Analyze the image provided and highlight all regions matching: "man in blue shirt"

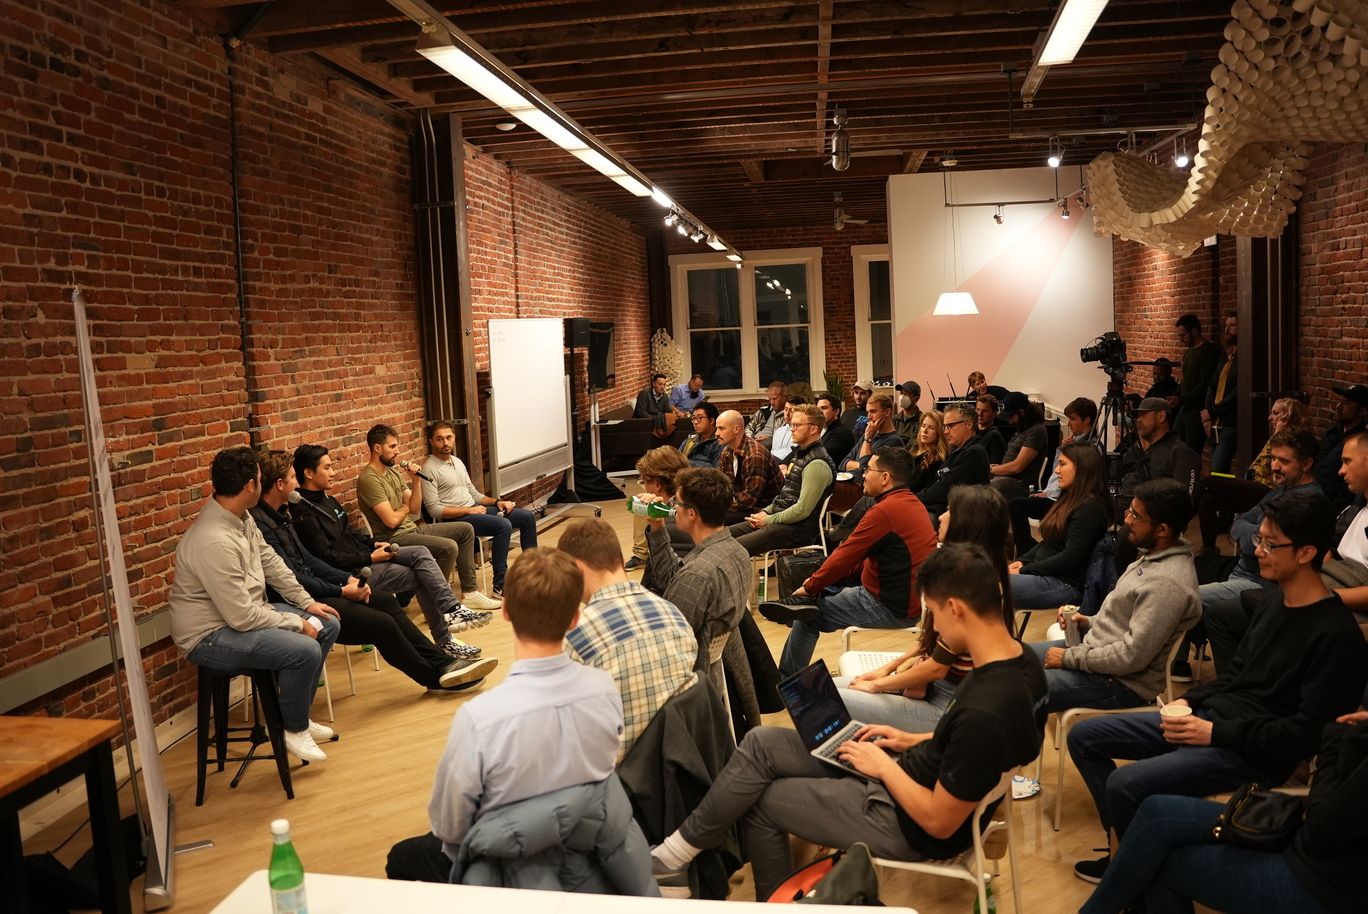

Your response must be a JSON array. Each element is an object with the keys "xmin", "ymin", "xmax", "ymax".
[
  {"xmin": 670, "ymin": 374, "xmax": 708, "ymax": 413},
  {"xmin": 386, "ymin": 547, "xmax": 624, "ymax": 882}
]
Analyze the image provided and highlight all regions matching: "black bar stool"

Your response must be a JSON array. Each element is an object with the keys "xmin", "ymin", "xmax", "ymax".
[{"xmin": 194, "ymin": 666, "xmax": 299, "ymax": 806}]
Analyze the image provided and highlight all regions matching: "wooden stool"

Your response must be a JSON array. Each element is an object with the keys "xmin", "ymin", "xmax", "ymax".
[{"xmin": 194, "ymin": 666, "xmax": 297, "ymax": 806}]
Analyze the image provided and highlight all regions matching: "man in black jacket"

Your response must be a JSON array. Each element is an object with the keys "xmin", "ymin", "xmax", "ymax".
[
  {"xmin": 815, "ymin": 394, "xmax": 855, "ymax": 467},
  {"xmin": 251, "ymin": 451, "xmax": 494, "ymax": 690},
  {"xmin": 1067, "ymin": 488, "xmax": 1368, "ymax": 884},
  {"xmin": 1118, "ymin": 398, "xmax": 1200, "ymax": 499},
  {"xmin": 289, "ymin": 444, "xmax": 487, "ymax": 662},
  {"xmin": 1314, "ymin": 385, "xmax": 1368, "ymax": 512},
  {"xmin": 917, "ymin": 404, "xmax": 991, "ymax": 522}
]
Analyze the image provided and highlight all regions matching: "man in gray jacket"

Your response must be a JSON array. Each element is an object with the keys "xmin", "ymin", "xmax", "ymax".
[{"xmin": 1030, "ymin": 478, "xmax": 1201, "ymax": 714}]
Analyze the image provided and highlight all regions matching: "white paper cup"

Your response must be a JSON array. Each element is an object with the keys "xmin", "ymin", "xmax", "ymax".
[{"xmin": 1159, "ymin": 703, "xmax": 1193, "ymax": 719}]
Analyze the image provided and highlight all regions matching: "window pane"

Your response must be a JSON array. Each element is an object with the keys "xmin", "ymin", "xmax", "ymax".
[
  {"xmin": 869, "ymin": 260, "xmax": 891, "ymax": 322},
  {"xmin": 687, "ymin": 268, "xmax": 740, "ymax": 329},
  {"xmin": 691, "ymin": 330, "xmax": 742, "ymax": 389},
  {"xmin": 754, "ymin": 264, "xmax": 809, "ymax": 326},
  {"xmin": 757, "ymin": 327, "xmax": 810, "ymax": 387},
  {"xmin": 871, "ymin": 322, "xmax": 893, "ymax": 385}
]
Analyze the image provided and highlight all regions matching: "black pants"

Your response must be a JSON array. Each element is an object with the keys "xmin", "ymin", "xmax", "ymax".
[
  {"xmin": 323, "ymin": 594, "xmax": 448, "ymax": 690},
  {"xmin": 387, "ymin": 832, "xmax": 450, "ymax": 882},
  {"xmin": 727, "ymin": 520, "xmax": 818, "ymax": 556},
  {"xmin": 1195, "ymin": 477, "xmax": 1267, "ymax": 551},
  {"xmin": 1008, "ymin": 495, "xmax": 1053, "ymax": 558},
  {"xmin": 1202, "ymin": 597, "xmax": 1254, "ymax": 677}
]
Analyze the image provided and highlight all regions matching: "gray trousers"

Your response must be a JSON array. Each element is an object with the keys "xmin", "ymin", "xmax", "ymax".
[
  {"xmin": 393, "ymin": 521, "xmax": 477, "ymax": 592},
  {"xmin": 679, "ymin": 727, "xmax": 920, "ymax": 900},
  {"xmin": 369, "ymin": 545, "xmax": 462, "ymax": 644}
]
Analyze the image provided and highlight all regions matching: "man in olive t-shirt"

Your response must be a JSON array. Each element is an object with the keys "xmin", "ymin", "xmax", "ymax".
[{"xmin": 357, "ymin": 424, "xmax": 500, "ymax": 611}]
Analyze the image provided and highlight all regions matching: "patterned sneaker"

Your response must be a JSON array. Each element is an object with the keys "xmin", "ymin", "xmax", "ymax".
[
  {"xmin": 441, "ymin": 639, "xmax": 483, "ymax": 661},
  {"xmin": 445, "ymin": 606, "xmax": 492, "ymax": 633}
]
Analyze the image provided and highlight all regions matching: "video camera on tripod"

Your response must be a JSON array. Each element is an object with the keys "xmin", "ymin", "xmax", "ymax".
[{"xmin": 1080, "ymin": 331, "xmax": 1137, "ymax": 492}]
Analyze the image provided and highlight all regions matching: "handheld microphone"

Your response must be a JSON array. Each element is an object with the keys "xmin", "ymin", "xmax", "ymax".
[
  {"xmin": 357, "ymin": 566, "xmax": 372, "ymax": 585},
  {"xmin": 399, "ymin": 459, "xmax": 432, "ymax": 482},
  {"xmin": 287, "ymin": 490, "xmax": 336, "ymax": 522}
]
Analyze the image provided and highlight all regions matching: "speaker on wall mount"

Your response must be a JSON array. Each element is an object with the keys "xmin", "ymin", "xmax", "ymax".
[{"xmin": 565, "ymin": 318, "xmax": 590, "ymax": 349}]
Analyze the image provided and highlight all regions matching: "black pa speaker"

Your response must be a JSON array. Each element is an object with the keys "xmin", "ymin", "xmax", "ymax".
[{"xmin": 564, "ymin": 318, "xmax": 590, "ymax": 348}]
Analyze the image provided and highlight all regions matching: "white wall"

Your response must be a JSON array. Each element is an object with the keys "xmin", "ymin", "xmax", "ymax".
[{"xmin": 887, "ymin": 167, "xmax": 1114, "ymax": 407}]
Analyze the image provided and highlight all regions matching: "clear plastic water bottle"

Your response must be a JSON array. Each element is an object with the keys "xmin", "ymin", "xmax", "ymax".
[{"xmin": 269, "ymin": 819, "xmax": 308, "ymax": 914}]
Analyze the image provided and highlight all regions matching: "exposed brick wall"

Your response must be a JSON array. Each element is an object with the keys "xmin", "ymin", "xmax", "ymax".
[{"xmin": 0, "ymin": 0, "xmax": 422, "ymax": 725}]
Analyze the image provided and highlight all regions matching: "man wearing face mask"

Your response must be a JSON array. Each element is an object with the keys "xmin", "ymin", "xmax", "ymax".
[{"xmin": 893, "ymin": 380, "xmax": 923, "ymax": 445}]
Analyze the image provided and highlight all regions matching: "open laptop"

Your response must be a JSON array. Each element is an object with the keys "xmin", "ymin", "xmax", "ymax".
[{"xmin": 777, "ymin": 661, "xmax": 875, "ymax": 779}]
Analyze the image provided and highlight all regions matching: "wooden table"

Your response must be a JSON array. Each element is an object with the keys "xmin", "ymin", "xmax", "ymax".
[{"xmin": 0, "ymin": 716, "xmax": 131, "ymax": 914}]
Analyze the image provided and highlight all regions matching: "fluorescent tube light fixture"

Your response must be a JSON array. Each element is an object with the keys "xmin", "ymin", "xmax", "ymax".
[
  {"xmin": 706, "ymin": 235, "xmax": 726, "ymax": 251},
  {"xmin": 651, "ymin": 188, "xmax": 674, "ymax": 209},
  {"xmin": 1038, "ymin": 0, "xmax": 1111, "ymax": 66}
]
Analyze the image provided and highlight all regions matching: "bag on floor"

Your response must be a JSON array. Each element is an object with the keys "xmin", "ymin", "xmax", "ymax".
[
  {"xmin": 767, "ymin": 842, "xmax": 881, "ymax": 905},
  {"xmin": 776, "ymin": 552, "xmax": 825, "ymax": 600}
]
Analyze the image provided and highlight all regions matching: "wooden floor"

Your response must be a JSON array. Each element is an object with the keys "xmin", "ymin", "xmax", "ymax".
[{"xmin": 26, "ymin": 494, "xmax": 1204, "ymax": 913}]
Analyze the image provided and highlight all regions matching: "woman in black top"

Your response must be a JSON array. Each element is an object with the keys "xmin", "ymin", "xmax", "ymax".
[
  {"xmin": 908, "ymin": 409, "xmax": 948, "ymax": 493},
  {"xmin": 1081, "ymin": 711, "xmax": 1368, "ymax": 914},
  {"xmin": 1009, "ymin": 443, "xmax": 1110, "ymax": 609}
]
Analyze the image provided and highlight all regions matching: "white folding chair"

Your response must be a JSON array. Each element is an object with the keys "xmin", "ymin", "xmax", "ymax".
[
  {"xmin": 871, "ymin": 769, "xmax": 1024, "ymax": 914},
  {"xmin": 317, "ymin": 643, "xmax": 360, "ymax": 724},
  {"xmin": 706, "ymin": 632, "xmax": 735, "ymax": 743},
  {"xmin": 835, "ymin": 626, "xmax": 918, "ymax": 679},
  {"xmin": 756, "ymin": 493, "xmax": 833, "ymax": 603},
  {"xmin": 1049, "ymin": 636, "xmax": 1186, "ymax": 830}
]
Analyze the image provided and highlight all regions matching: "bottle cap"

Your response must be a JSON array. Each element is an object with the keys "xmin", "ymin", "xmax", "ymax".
[{"xmin": 271, "ymin": 819, "xmax": 290, "ymax": 837}]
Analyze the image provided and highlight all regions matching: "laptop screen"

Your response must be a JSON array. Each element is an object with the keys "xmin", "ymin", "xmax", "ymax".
[{"xmin": 778, "ymin": 662, "xmax": 853, "ymax": 751}]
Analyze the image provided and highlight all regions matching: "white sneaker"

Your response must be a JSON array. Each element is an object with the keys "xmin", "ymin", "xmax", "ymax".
[
  {"xmin": 284, "ymin": 729, "xmax": 327, "ymax": 762},
  {"xmin": 307, "ymin": 719, "xmax": 336, "ymax": 742},
  {"xmin": 1012, "ymin": 775, "xmax": 1041, "ymax": 800},
  {"xmin": 462, "ymin": 590, "xmax": 502, "ymax": 612}
]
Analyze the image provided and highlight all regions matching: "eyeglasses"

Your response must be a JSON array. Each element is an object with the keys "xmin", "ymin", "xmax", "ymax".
[
  {"xmin": 943, "ymin": 420, "xmax": 971, "ymax": 429},
  {"xmin": 691, "ymin": 415, "xmax": 708, "ymax": 422},
  {"xmin": 1251, "ymin": 533, "xmax": 1295, "ymax": 553},
  {"xmin": 788, "ymin": 421, "xmax": 813, "ymax": 429},
  {"xmin": 1123, "ymin": 507, "xmax": 1148, "ymax": 522}
]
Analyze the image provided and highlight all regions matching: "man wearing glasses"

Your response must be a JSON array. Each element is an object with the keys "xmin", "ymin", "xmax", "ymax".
[
  {"xmin": 726, "ymin": 403, "xmax": 834, "ymax": 556},
  {"xmin": 679, "ymin": 402, "xmax": 723, "ymax": 468},
  {"xmin": 916, "ymin": 404, "xmax": 991, "ymax": 523},
  {"xmin": 1066, "ymin": 488, "xmax": 1368, "ymax": 885}
]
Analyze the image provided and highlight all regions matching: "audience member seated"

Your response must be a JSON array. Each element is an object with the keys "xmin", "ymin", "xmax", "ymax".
[
  {"xmin": 1326, "ymin": 431, "xmax": 1368, "ymax": 621},
  {"xmin": 1067, "ymin": 488, "xmax": 1368, "ymax": 884},
  {"xmin": 1118, "ymin": 398, "xmax": 1200, "ymax": 501},
  {"xmin": 746, "ymin": 381, "xmax": 788, "ymax": 447},
  {"xmin": 644, "ymin": 468, "xmax": 751, "ymax": 672},
  {"xmin": 679, "ymin": 401, "xmax": 723, "ymax": 468},
  {"xmin": 626, "ymin": 446, "xmax": 689, "ymax": 572},
  {"xmin": 841, "ymin": 380, "xmax": 875, "ymax": 434},
  {"xmin": 290, "ymin": 444, "xmax": 487, "ymax": 662},
  {"xmin": 421, "ymin": 419, "xmax": 538, "ymax": 597},
  {"xmin": 989, "ymin": 392, "xmax": 1048, "ymax": 499},
  {"xmin": 893, "ymin": 380, "xmax": 922, "ymax": 444},
  {"xmin": 917, "ymin": 404, "xmax": 992, "ymax": 521},
  {"xmin": 1010, "ymin": 397, "xmax": 1098, "ymax": 557},
  {"xmin": 170, "ymin": 446, "xmax": 341, "ymax": 763},
  {"xmin": 556, "ymin": 520, "xmax": 699, "ymax": 763},
  {"xmin": 908, "ymin": 409, "xmax": 948, "ymax": 492},
  {"xmin": 725, "ymin": 404, "xmax": 833, "ymax": 556},
  {"xmin": 1143, "ymin": 357, "xmax": 1180, "ymax": 403},
  {"xmin": 1197, "ymin": 396, "xmax": 1310, "ymax": 551},
  {"xmin": 648, "ymin": 544, "xmax": 1046, "ymax": 902},
  {"xmin": 715, "ymin": 409, "xmax": 783, "ymax": 526},
  {"xmin": 1081, "ymin": 711, "xmax": 1368, "ymax": 914},
  {"xmin": 1314, "ymin": 384, "xmax": 1368, "ymax": 512},
  {"xmin": 1201, "ymin": 313, "xmax": 1239, "ymax": 473},
  {"xmin": 770, "ymin": 395, "xmax": 805, "ymax": 463},
  {"xmin": 670, "ymin": 373, "xmax": 708, "ymax": 414},
  {"xmin": 356, "ymin": 424, "xmax": 500, "ymax": 611},
  {"xmin": 387, "ymin": 549, "xmax": 657, "ymax": 893},
  {"xmin": 967, "ymin": 370, "xmax": 1009, "ymax": 402},
  {"xmin": 760, "ymin": 446, "xmax": 938, "ymax": 677},
  {"xmin": 1174, "ymin": 312, "xmax": 1221, "ymax": 454},
  {"xmin": 834, "ymin": 484, "xmax": 1015, "ymax": 731},
  {"xmin": 815, "ymin": 393, "xmax": 855, "ymax": 467},
  {"xmin": 1029, "ymin": 479, "xmax": 1200, "ymax": 716},
  {"xmin": 1009, "ymin": 443, "xmax": 1112, "ymax": 610},
  {"xmin": 635, "ymin": 372, "xmax": 687, "ymax": 432},
  {"xmin": 843, "ymin": 394, "xmax": 902, "ymax": 476},
  {"xmin": 1199, "ymin": 429, "xmax": 1321, "ymax": 672},
  {"xmin": 972, "ymin": 395, "xmax": 1007, "ymax": 464},
  {"xmin": 252, "ymin": 450, "xmax": 495, "ymax": 691}
]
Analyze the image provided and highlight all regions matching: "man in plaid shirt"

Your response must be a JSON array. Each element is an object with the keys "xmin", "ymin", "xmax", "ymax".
[
  {"xmin": 717, "ymin": 410, "xmax": 783, "ymax": 525},
  {"xmin": 558, "ymin": 518, "xmax": 698, "ymax": 762}
]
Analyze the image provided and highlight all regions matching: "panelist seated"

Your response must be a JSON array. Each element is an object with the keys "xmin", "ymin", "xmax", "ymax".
[
  {"xmin": 635, "ymin": 372, "xmax": 686, "ymax": 422},
  {"xmin": 669, "ymin": 373, "xmax": 708, "ymax": 414}
]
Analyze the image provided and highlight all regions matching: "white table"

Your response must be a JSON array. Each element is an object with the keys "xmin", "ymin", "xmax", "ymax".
[{"xmin": 211, "ymin": 870, "xmax": 919, "ymax": 913}]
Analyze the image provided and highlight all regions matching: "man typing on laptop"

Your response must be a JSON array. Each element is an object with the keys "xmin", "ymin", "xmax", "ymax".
[{"xmin": 650, "ymin": 543, "xmax": 1046, "ymax": 900}]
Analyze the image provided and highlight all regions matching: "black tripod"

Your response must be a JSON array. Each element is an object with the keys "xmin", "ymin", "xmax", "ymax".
[{"xmin": 1094, "ymin": 366, "xmax": 1135, "ymax": 497}]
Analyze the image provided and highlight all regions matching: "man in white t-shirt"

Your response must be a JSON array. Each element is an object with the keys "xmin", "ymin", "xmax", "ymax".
[{"xmin": 1331, "ymin": 431, "xmax": 1368, "ymax": 585}]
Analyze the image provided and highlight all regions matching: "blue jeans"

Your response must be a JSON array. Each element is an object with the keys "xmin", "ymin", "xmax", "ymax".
[
  {"xmin": 1010, "ymin": 573, "xmax": 1082, "ymax": 610},
  {"xmin": 1209, "ymin": 425, "xmax": 1237, "ymax": 475},
  {"xmin": 1027, "ymin": 641, "xmax": 1144, "ymax": 715},
  {"xmin": 369, "ymin": 545, "xmax": 461, "ymax": 644},
  {"xmin": 463, "ymin": 506, "xmax": 538, "ymax": 590},
  {"xmin": 1198, "ymin": 572, "xmax": 1265, "ymax": 608},
  {"xmin": 1066, "ymin": 711, "xmax": 1273, "ymax": 837},
  {"xmin": 187, "ymin": 605, "xmax": 340, "ymax": 732},
  {"xmin": 1081, "ymin": 795, "xmax": 1328, "ymax": 914},
  {"xmin": 833, "ymin": 675, "xmax": 958, "ymax": 732},
  {"xmin": 780, "ymin": 585, "xmax": 915, "ymax": 678}
]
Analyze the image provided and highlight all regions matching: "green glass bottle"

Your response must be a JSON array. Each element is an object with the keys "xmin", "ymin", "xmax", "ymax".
[
  {"xmin": 269, "ymin": 819, "xmax": 308, "ymax": 914},
  {"xmin": 972, "ymin": 882, "xmax": 997, "ymax": 914}
]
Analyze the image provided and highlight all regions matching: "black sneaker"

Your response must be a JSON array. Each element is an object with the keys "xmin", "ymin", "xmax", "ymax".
[
  {"xmin": 1073, "ymin": 854, "xmax": 1110, "ymax": 884},
  {"xmin": 757, "ymin": 594, "xmax": 820, "ymax": 625},
  {"xmin": 1170, "ymin": 659, "xmax": 1193, "ymax": 683},
  {"xmin": 437, "ymin": 657, "xmax": 497, "ymax": 689},
  {"xmin": 625, "ymin": 557, "xmax": 645, "ymax": 571}
]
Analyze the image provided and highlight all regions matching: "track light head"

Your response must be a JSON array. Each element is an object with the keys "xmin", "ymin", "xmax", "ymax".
[
  {"xmin": 993, "ymin": 205, "xmax": 1004, "ymax": 225},
  {"xmin": 1058, "ymin": 197, "xmax": 1071, "ymax": 219},
  {"xmin": 1173, "ymin": 138, "xmax": 1190, "ymax": 169},
  {"xmin": 1047, "ymin": 136, "xmax": 1062, "ymax": 168},
  {"xmin": 689, "ymin": 228, "xmax": 705, "ymax": 242},
  {"xmin": 941, "ymin": 150, "xmax": 958, "ymax": 168},
  {"xmin": 664, "ymin": 211, "xmax": 678, "ymax": 227},
  {"xmin": 676, "ymin": 221, "xmax": 688, "ymax": 235}
]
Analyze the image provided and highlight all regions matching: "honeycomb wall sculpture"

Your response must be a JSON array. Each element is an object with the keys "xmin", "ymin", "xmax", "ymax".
[{"xmin": 1087, "ymin": 0, "xmax": 1368, "ymax": 256}]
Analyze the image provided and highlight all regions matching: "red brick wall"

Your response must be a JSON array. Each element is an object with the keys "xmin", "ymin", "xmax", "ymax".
[{"xmin": 0, "ymin": 0, "xmax": 422, "ymax": 724}]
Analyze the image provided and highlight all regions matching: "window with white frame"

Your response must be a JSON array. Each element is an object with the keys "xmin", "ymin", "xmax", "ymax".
[
  {"xmin": 852, "ymin": 245, "xmax": 892, "ymax": 385},
  {"xmin": 670, "ymin": 249, "xmax": 825, "ymax": 393}
]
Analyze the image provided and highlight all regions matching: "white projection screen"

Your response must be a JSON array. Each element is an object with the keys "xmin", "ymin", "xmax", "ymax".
[{"xmin": 486, "ymin": 318, "xmax": 572, "ymax": 492}]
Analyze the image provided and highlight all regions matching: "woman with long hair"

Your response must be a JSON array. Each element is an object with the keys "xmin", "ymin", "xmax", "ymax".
[
  {"xmin": 909, "ymin": 409, "xmax": 949, "ymax": 492},
  {"xmin": 1009, "ymin": 443, "xmax": 1112, "ymax": 609},
  {"xmin": 835, "ymin": 484, "xmax": 1015, "ymax": 730}
]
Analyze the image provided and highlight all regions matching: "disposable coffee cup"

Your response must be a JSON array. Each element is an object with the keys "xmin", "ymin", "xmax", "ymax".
[{"xmin": 1159, "ymin": 703, "xmax": 1192, "ymax": 719}]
